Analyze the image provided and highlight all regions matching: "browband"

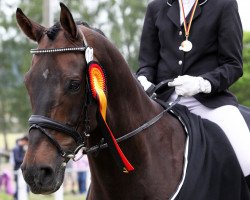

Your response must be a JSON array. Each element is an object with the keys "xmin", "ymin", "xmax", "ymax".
[{"xmin": 30, "ymin": 47, "xmax": 87, "ymax": 54}]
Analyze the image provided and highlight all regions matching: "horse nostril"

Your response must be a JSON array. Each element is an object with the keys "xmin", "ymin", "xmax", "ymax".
[
  {"xmin": 38, "ymin": 166, "xmax": 54, "ymax": 184},
  {"xmin": 40, "ymin": 166, "xmax": 53, "ymax": 176}
]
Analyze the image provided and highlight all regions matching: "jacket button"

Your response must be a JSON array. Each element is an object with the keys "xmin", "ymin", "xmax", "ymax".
[
  {"xmin": 178, "ymin": 60, "xmax": 183, "ymax": 65},
  {"xmin": 179, "ymin": 31, "xmax": 182, "ymax": 36}
]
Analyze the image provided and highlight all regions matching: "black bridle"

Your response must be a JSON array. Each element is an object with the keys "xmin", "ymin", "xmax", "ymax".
[
  {"xmin": 28, "ymin": 72, "xmax": 92, "ymax": 160},
  {"xmin": 28, "ymin": 41, "xmax": 180, "ymax": 163}
]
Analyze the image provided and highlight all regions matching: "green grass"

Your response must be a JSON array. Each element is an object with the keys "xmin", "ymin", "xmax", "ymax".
[
  {"xmin": 0, "ymin": 192, "xmax": 86, "ymax": 200},
  {"xmin": 0, "ymin": 193, "xmax": 13, "ymax": 200},
  {"xmin": 29, "ymin": 193, "xmax": 86, "ymax": 200}
]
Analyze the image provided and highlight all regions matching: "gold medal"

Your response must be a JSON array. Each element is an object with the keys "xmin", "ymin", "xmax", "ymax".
[
  {"xmin": 179, "ymin": 0, "xmax": 199, "ymax": 52},
  {"xmin": 179, "ymin": 39, "xmax": 193, "ymax": 52}
]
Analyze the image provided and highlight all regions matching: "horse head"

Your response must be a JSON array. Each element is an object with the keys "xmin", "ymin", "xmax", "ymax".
[{"xmin": 15, "ymin": 3, "xmax": 108, "ymax": 194}]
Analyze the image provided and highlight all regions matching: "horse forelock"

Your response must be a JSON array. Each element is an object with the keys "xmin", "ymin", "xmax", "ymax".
[
  {"xmin": 46, "ymin": 21, "xmax": 105, "ymax": 41},
  {"xmin": 46, "ymin": 22, "xmax": 61, "ymax": 40}
]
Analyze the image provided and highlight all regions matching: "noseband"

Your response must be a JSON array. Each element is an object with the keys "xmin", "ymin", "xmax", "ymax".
[{"xmin": 29, "ymin": 115, "xmax": 86, "ymax": 159}]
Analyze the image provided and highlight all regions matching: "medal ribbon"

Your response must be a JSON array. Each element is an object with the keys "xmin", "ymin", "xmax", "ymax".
[
  {"xmin": 180, "ymin": 0, "xmax": 199, "ymax": 40},
  {"xmin": 88, "ymin": 61, "xmax": 134, "ymax": 173}
]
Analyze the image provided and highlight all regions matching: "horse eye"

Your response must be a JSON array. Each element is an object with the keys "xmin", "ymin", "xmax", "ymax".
[{"xmin": 68, "ymin": 80, "xmax": 81, "ymax": 92}]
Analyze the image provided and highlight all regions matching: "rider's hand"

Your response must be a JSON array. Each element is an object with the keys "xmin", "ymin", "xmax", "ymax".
[
  {"xmin": 137, "ymin": 76, "xmax": 156, "ymax": 96},
  {"xmin": 137, "ymin": 76, "xmax": 154, "ymax": 91},
  {"xmin": 168, "ymin": 75, "xmax": 211, "ymax": 97}
]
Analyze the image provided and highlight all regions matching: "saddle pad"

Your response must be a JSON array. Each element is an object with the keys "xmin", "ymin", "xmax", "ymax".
[{"xmin": 170, "ymin": 104, "xmax": 250, "ymax": 200}]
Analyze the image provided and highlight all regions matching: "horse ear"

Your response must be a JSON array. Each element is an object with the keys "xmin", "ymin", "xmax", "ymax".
[
  {"xmin": 16, "ymin": 8, "xmax": 45, "ymax": 42},
  {"xmin": 60, "ymin": 2, "xmax": 78, "ymax": 39}
]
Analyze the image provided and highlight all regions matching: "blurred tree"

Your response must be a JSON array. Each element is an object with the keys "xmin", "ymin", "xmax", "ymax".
[
  {"xmin": 106, "ymin": 0, "xmax": 147, "ymax": 70},
  {"xmin": 61, "ymin": 0, "xmax": 147, "ymax": 71},
  {"xmin": 0, "ymin": 0, "xmax": 42, "ymax": 149},
  {"xmin": 230, "ymin": 32, "xmax": 250, "ymax": 106}
]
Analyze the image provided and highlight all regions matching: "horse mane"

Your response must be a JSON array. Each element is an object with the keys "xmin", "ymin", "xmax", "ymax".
[{"xmin": 46, "ymin": 21, "xmax": 105, "ymax": 40}]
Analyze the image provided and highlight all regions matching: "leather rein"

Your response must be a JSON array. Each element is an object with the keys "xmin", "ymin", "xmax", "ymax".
[{"xmin": 28, "ymin": 38, "xmax": 179, "ymax": 163}]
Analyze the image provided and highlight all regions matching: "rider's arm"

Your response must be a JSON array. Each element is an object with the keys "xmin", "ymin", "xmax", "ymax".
[
  {"xmin": 137, "ymin": 2, "xmax": 160, "ymax": 83},
  {"xmin": 200, "ymin": 0, "xmax": 243, "ymax": 94}
]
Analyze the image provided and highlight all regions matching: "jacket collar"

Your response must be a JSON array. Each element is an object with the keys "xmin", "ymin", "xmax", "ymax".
[
  {"xmin": 167, "ymin": 0, "xmax": 204, "ymax": 28},
  {"xmin": 167, "ymin": 0, "xmax": 208, "ymax": 6}
]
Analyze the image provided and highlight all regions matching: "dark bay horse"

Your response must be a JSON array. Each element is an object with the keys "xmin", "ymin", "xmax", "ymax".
[
  {"xmin": 16, "ymin": 3, "xmax": 186, "ymax": 199},
  {"xmin": 16, "ymin": 3, "xmax": 249, "ymax": 200}
]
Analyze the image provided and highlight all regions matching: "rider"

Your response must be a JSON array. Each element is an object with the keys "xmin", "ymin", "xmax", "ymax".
[{"xmin": 137, "ymin": 0, "xmax": 250, "ymax": 185}]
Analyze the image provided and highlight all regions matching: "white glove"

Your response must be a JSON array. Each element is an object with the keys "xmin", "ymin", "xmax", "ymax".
[
  {"xmin": 168, "ymin": 75, "xmax": 211, "ymax": 97},
  {"xmin": 137, "ymin": 76, "xmax": 154, "ymax": 91}
]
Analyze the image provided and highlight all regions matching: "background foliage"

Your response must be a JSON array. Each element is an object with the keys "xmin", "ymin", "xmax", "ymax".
[
  {"xmin": 230, "ymin": 32, "xmax": 250, "ymax": 106},
  {"xmin": 0, "ymin": 0, "xmax": 249, "ymax": 150}
]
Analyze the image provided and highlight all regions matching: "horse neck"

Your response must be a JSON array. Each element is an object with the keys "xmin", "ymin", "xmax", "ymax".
[
  {"xmin": 86, "ymin": 37, "xmax": 186, "ymax": 199},
  {"xmin": 100, "ymin": 40, "xmax": 159, "ymax": 137},
  {"xmin": 87, "ymin": 38, "xmax": 166, "ymax": 191}
]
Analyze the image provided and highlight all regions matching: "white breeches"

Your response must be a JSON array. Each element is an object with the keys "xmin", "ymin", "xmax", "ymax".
[{"xmin": 169, "ymin": 93, "xmax": 250, "ymax": 176}]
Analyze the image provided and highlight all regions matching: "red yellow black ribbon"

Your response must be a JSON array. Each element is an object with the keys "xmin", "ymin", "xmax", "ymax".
[{"xmin": 88, "ymin": 61, "xmax": 134, "ymax": 173}]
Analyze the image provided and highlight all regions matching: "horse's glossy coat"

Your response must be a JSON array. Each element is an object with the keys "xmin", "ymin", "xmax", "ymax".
[{"xmin": 16, "ymin": 3, "xmax": 185, "ymax": 199}]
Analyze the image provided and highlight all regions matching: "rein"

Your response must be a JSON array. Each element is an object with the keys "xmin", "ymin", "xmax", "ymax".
[
  {"xmin": 28, "ymin": 35, "xmax": 180, "ymax": 170},
  {"xmin": 85, "ymin": 95, "xmax": 181, "ymax": 154},
  {"xmin": 28, "ymin": 80, "xmax": 180, "ymax": 158}
]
